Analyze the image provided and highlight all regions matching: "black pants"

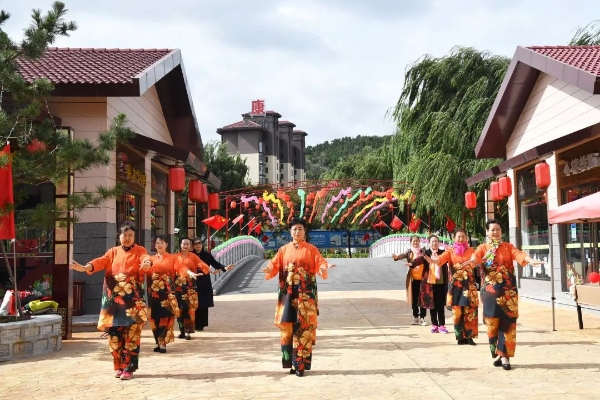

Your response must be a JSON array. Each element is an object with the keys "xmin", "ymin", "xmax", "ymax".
[
  {"xmin": 430, "ymin": 284, "xmax": 446, "ymax": 326},
  {"xmin": 411, "ymin": 280, "xmax": 426, "ymax": 318},
  {"xmin": 195, "ymin": 307, "xmax": 209, "ymax": 330}
]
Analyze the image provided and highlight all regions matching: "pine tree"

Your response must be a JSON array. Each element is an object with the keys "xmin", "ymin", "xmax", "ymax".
[{"xmin": 0, "ymin": 2, "xmax": 135, "ymax": 318}]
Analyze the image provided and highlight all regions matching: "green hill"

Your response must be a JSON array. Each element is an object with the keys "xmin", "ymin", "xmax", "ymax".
[{"xmin": 305, "ymin": 135, "xmax": 391, "ymax": 180}]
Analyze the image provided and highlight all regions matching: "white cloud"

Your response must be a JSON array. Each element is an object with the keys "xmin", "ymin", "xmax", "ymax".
[{"xmin": 4, "ymin": 0, "xmax": 600, "ymax": 145}]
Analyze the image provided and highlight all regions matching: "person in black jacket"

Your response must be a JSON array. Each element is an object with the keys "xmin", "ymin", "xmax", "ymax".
[{"xmin": 191, "ymin": 237, "xmax": 234, "ymax": 331}]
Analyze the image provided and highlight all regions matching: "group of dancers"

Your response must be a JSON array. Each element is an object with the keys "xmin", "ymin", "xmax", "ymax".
[
  {"xmin": 69, "ymin": 224, "xmax": 233, "ymax": 380},
  {"xmin": 70, "ymin": 217, "xmax": 543, "ymax": 379},
  {"xmin": 393, "ymin": 220, "xmax": 544, "ymax": 371}
]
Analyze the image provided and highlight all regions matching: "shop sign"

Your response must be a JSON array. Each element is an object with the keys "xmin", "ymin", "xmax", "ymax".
[
  {"xmin": 125, "ymin": 164, "xmax": 146, "ymax": 188},
  {"xmin": 562, "ymin": 152, "xmax": 600, "ymax": 176}
]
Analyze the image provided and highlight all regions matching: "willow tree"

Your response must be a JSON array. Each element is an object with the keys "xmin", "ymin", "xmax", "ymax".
[
  {"xmin": 390, "ymin": 47, "xmax": 510, "ymax": 237},
  {"xmin": 570, "ymin": 20, "xmax": 600, "ymax": 45}
]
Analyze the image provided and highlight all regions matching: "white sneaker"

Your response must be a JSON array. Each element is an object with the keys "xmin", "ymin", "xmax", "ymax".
[
  {"xmin": 420, "ymin": 318, "xmax": 428, "ymax": 326},
  {"xmin": 411, "ymin": 317, "xmax": 419, "ymax": 325}
]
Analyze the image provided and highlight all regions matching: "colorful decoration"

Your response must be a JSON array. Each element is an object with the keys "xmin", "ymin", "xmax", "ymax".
[
  {"xmin": 208, "ymin": 193, "xmax": 220, "ymax": 210},
  {"xmin": 498, "ymin": 176, "xmax": 512, "ymax": 198},
  {"xmin": 189, "ymin": 180, "xmax": 208, "ymax": 203},
  {"xmin": 465, "ymin": 191, "xmax": 477, "ymax": 209}
]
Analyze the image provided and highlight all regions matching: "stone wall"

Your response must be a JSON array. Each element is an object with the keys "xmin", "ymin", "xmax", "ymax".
[{"xmin": 0, "ymin": 315, "xmax": 62, "ymax": 362}]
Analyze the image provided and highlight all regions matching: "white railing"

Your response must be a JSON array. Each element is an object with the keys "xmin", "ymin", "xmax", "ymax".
[
  {"xmin": 368, "ymin": 233, "xmax": 452, "ymax": 258},
  {"xmin": 210, "ymin": 236, "xmax": 264, "ymax": 282}
]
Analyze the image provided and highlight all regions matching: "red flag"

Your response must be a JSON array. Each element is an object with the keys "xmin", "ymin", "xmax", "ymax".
[
  {"xmin": 445, "ymin": 216, "xmax": 456, "ymax": 233},
  {"xmin": 254, "ymin": 224, "xmax": 262, "ymax": 234},
  {"xmin": 0, "ymin": 144, "xmax": 15, "ymax": 240},
  {"xmin": 363, "ymin": 233, "xmax": 370, "ymax": 242},
  {"xmin": 247, "ymin": 218, "xmax": 256, "ymax": 233},
  {"xmin": 408, "ymin": 214, "xmax": 421, "ymax": 233},
  {"xmin": 202, "ymin": 215, "xmax": 228, "ymax": 231},
  {"xmin": 390, "ymin": 216, "xmax": 403, "ymax": 231},
  {"xmin": 232, "ymin": 214, "xmax": 244, "ymax": 225},
  {"xmin": 372, "ymin": 221, "xmax": 386, "ymax": 228}
]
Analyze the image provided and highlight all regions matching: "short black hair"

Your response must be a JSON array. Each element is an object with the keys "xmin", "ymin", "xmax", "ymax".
[
  {"xmin": 485, "ymin": 218, "xmax": 503, "ymax": 230},
  {"xmin": 119, "ymin": 221, "xmax": 136, "ymax": 234},
  {"xmin": 288, "ymin": 217, "xmax": 306, "ymax": 229},
  {"xmin": 192, "ymin": 237, "xmax": 204, "ymax": 245}
]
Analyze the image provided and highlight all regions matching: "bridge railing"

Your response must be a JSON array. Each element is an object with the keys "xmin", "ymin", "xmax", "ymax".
[
  {"xmin": 210, "ymin": 235, "xmax": 264, "ymax": 282},
  {"xmin": 368, "ymin": 233, "xmax": 452, "ymax": 258}
]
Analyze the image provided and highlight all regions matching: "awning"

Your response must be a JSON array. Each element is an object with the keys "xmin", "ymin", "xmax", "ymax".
[
  {"xmin": 548, "ymin": 192, "xmax": 600, "ymax": 224},
  {"xmin": 466, "ymin": 122, "xmax": 600, "ymax": 187},
  {"xmin": 128, "ymin": 134, "xmax": 222, "ymax": 189}
]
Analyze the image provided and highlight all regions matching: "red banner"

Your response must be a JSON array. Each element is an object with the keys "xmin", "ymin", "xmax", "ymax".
[
  {"xmin": 0, "ymin": 144, "xmax": 15, "ymax": 240},
  {"xmin": 202, "ymin": 215, "xmax": 228, "ymax": 231}
]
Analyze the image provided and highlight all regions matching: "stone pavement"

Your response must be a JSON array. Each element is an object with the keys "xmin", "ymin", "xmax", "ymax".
[{"xmin": 1, "ymin": 290, "xmax": 599, "ymax": 400}]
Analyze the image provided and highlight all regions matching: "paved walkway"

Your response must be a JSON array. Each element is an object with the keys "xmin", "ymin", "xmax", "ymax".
[{"xmin": 1, "ymin": 290, "xmax": 599, "ymax": 400}]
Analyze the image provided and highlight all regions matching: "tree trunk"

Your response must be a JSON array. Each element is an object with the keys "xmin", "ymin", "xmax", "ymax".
[{"xmin": 1, "ymin": 240, "xmax": 23, "ymax": 317}]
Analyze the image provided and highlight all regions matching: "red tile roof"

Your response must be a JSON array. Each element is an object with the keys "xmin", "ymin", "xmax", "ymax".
[
  {"xmin": 219, "ymin": 120, "xmax": 263, "ymax": 130},
  {"xmin": 528, "ymin": 46, "xmax": 600, "ymax": 75},
  {"xmin": 16, "ymin": 47, "xmax": 173, "ymax": 84}
]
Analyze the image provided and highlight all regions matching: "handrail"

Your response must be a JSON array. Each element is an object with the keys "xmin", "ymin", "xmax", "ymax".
[
  {"xmin": 368, "ymin": 233, "xmax": 452, "ymax": 258},
  {"xmin": 210, "ymin": 236, "xmax": 264, "ymax": 282}
]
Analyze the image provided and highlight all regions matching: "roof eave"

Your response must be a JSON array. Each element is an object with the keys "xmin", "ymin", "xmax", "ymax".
[{"xmin": 475, "ymin": 46, "xmax": 600, "ymax": 159}]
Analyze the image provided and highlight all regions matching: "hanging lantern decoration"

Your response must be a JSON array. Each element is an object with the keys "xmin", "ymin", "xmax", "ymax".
[
  {"xmin": 244, "ymin": 202, "xmax": 249, "ymax": 209},
  {"xmin": 255, "ymin": 204, "xmax": 261, "ymax": 210},
  {"xmin": 26, "ymin": 139, "xmax": 47, "ymax": 153},
  {"xmin": 169, "ymin": 167, "xmax": 186, "ymax": 192},
  {"xmin": 465, "ymin": 191, "xmax": 477, "ymax": 210},
  {"xmin": 490, "ymin": 181, "xmax": 501, "ymax": 202},
  {"xmin": 282, "ymin": 194, "xmax": 291, "ymax": 202},
  {"xmin": 189, "ymin": 180, "xmax": 208, "ymax": 203},
  {"xmin": 208, "ymin": 193, "xmax": 220, "ymax": 210},
  {"xmin": 498, "ymin": 176, "xmax": 512, "ymax": 198},
  {"xmin": 230, "ymin": 200, "xmax": 237, "ymax": 209},
  {"xmin": 535, "ymin": 161, "xmax": 551, "ymax": 189}
]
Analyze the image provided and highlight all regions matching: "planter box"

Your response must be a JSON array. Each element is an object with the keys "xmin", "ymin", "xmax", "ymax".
[{"xmin": 0, "ymin": 315, "xmax": 62, "ymax": 362}]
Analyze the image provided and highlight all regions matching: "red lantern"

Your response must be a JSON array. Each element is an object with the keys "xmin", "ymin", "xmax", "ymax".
[
  {"xmin": 189, "ymin": 180, "xmax": 208, "ymax": 203},
  {"xmin": 169, "ymin": 167, "xmax": 185, "ymax": 192},
  {"xmin": 360, "ymin": 192, "xmax": 365, "ymax": 199},
  {"xmin": 465, "ymin": 192, "xmax": 477, "ymax": 210},
  {"xmin": 26, "ymin": 139, "xmax": 47, "ymax": 153},
  {"xmin": 230, "ymin": 200, "xmax": 237, "ymax": 209},
  {"xmin": 282, "ymin": 194, "xmax": 290, "ymax": 202},
  {"xmin": 255, "ymin": 204, "xmax": 261, "ymax": 210},
  {"xmin": 589, "ymin": 272, "xmax": 600, "ymax": 284},
  {"xmin": 208, "ymin": 193, "xmax": 220, "ymax": 210},
  {"xmin": 498, "ymin": 176, "xmax": 512, "ymax": 198},
  {"xmin": 535, "ymin": 161, "xmax": 551, "ymax": 189},
  {"xmin": 244, "ymin": 202, "xmax": 249, "ymax": 209},
  {"xmin": 490, "ymin": 181, "xmax": 500, "ymax": 202}
]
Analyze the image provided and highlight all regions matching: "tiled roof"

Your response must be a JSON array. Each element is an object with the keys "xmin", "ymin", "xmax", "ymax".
[
  {"xmin": 293, "ymin": 129, "xmax": 307, "ymax": 135},
  {"xmin": 16, "ymin": 47, "xmax": 173, "ymax": 84},
  {"xmin": 220, "ymin": 120, "xmax": 263, "ymax": 130},
  {"xmin": 528, "ymin": 45, "xmax": 600, "ymax": 75},
  {"xmin": 279, "ymin": 120, "xmax": 295, "ymax": 126}
]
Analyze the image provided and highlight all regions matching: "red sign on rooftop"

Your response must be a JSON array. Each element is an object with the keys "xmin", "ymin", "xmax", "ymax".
[{"xmin": 251, "ymin": 99, "xmax": 265, "ymax": 115}]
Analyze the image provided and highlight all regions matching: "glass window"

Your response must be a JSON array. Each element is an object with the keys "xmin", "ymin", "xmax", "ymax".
[
  {"xmin": 151, "ymin": 171, "xmax": 168, "ymax": 251},
  {"xmin": 516, "ymin": 167, "xmax": 549, "ymax": 280}
]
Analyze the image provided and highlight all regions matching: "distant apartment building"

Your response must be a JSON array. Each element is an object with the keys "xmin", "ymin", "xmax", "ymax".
[{"xmin": 217, "ymin": 107, "xmax": 307, "ymax": 185}]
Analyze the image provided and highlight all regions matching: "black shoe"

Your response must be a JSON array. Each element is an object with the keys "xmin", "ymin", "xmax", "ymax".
[
  {"xmin": 159, "ymin": 348, "xmax": 167, "ymax": 353},
  {"xmin": 178, "ymin": 333, "xmax": 186, "ymax": 339},
  {"xmin": 289, "ymin": 369, "xmax": 296, "ymax": 374},
  {"xmin": 493, "ymin": 357, "xmax": 502, "ymax": 367},
  {"xmin": 198, "ymin": 327, "xmax": 204, "ymax": 331},
  {"xmin": 466, "ymin": 338, "xmax": 477, "ymax": 346},
  {"xmin": 153, "ymin": 346, "xmax": 161, "ymax": 352},
  {"xmin": 502, "ymin": 358, "xmax": 511, "ymax": 370},
  {"xmin": 295, "ymin": 369, "xmax": 304, "ymax": 377},
  {"xmin": 185, "ymin": 334, "xmax": 191, "ymax": 340},
  {"xmin": 457, "ymin": 339, "xmax": 467, "ymax": 345}
]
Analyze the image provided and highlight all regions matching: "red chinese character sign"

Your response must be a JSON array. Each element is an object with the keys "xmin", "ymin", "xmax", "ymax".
[{"xmin": 251, "ymin": 99, "xmax": 265, "ymax": 115}]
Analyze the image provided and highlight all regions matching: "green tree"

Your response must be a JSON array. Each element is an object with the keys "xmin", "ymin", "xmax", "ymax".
[
  {"xmin": 0, "ymin": 2, "xmax": 135, "ymax": 318},
  {"xmin": 321, "ymin": 144, "xmax": 393, "ymax": 181},
  {"xmin": 390, "ymin": 47, "xmax": 510, "ymax": 237},
  {"xmin": 570, "ymin": 20, "xmax": 600, "ymax": 45},
  {"xmin": 203, "ymin": 140, "xmax": 249, "ymax": 192}
]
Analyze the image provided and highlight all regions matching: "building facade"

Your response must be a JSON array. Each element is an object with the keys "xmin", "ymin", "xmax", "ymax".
[
  {"xmin": 468, "ymin": 45, "xmax": 600, "ymax": 295},
  {"xmin": 15, "ymin": 48, "xmax": 220, "ymax": 318},
  {"xmin": 217, "ymin": 109, "xmax": 307, "ymax": 185}
]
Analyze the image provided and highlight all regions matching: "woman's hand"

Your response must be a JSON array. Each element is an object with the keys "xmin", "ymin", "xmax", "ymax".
[
  {"xmin": 224, "ymin": 264, "xmax": 234, "ymax": 271},
  {"xmin": 528, "ymin": 258, "xmax": 545, "ymax": 266},
  {"xmin": 69, "ymin": 260, "xmax": 91, "ymax": 272},
  {"xmin": 140, "ymin": 260, "xmax": 152, "ymax": 272},
  {"xmin": 424, "ymin": 255, "xmax": 434, "ymax": 264},
  {"xmin": 392, "ymin": 253, "xmax": 399, "ymax": 261},
  {"xmin": 187, "ymin": 270, "xmax": 201, "ymax": 280}
]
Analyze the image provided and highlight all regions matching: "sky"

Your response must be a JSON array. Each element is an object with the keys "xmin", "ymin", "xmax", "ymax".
[{"xmin": 4, "ymin": 1, "xmax": 600, "ymax": 146}]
